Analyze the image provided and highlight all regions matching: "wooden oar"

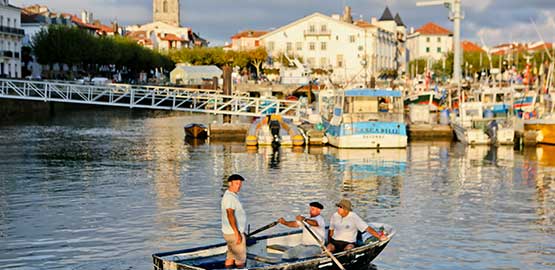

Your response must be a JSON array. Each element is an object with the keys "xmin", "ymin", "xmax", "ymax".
[
  {"xmin": 246, "ymin": 221, "xmax": 279, "ymax": 238},
  {"xmin": 301, "ymin": 220, "xmax": 346, "ymax": 270}
]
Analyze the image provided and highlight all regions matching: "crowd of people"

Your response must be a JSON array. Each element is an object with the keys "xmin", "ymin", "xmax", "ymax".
[{"xmin": 221, "ymin": 174, "xmax": 388, "ymax": 268}]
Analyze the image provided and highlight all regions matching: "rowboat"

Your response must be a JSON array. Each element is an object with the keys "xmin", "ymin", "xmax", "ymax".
[
  {"xmin": 184, "ymin": 123, "xmax": 208, "ymax": 139},
  {"xmin": 152, "ymin": 223, "xmax": 395, "ymax": 270}
]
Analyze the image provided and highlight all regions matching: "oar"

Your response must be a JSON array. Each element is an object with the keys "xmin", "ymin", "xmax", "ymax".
[
  {"xmin": 246, "ymin": 221, "xmax": 279, "ymax": 238},
  {"xmin": 301, "ymin": 220, "xmax": 346, "ymax": 270}
]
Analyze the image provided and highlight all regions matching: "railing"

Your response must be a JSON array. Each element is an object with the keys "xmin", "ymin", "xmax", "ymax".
[
  {"xmin": 0, "ymin": 26, "xmax": 24, "ymax": 36},
  {"xmin": 0, "ymin": 79, "xmax": 303, "ymax": 119}
]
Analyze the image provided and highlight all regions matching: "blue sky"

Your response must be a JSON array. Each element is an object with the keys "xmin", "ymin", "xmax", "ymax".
[{"xmin": 12, "ymin": 0, "xmax": 555, "ymax": 47}]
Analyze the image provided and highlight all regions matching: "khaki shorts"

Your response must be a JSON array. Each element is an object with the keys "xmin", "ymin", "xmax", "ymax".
[{"xmin": 223, "ymin": 233, "xmax": 246, "ymax": 263}]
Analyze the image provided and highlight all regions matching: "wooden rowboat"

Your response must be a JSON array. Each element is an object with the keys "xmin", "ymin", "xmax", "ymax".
[
  {"xmin": 184, "ymin": 123, "xmax": 208, "ymax": 139},
  {"xmin": 152, "ymin": 223, "xmax": 395, "ymax": 270}
]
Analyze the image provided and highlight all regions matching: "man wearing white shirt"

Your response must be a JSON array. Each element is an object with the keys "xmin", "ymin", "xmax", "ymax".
[
  {"xmin": 327, "ymin": 199, "xmax": 387, "ymax": 253},
  {"xmin": 278, "ymin": 202, "xmax": 326, "ymax": 259},
  {"xmin": 221, "ymin": 174, "xmax": 247, "ymax": 268}
]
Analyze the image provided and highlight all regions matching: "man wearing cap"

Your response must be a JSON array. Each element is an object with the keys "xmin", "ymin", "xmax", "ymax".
[
  {"xmin": 277, "ymin": 202, "xmax": 326, "ymax": 260},
  {"xmin": 327, "ymin": 199, "xmax": 387, "ymax": 253},
  {"xmin": 221, "ymin": 174, "xmax": 247, "ymax": 268}
]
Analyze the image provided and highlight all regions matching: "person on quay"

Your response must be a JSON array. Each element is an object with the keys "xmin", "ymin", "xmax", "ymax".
[
  {"xmin": 277, "ymin": 201, "xmax": 326, "ymax": 260},
  {"xmin": 221, "ymin": 174, "xmax": 247, "ymax": 268},
  {"xmin": 326, "ymin": 199, "xmax": 387, "ymax": 253}
]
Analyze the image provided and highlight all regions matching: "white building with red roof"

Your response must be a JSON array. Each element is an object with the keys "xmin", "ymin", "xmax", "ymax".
[
  {"xmin": 407, "ymin": 22, "xmax": 453, "ymax": 61},
  {"xmin": 125, "ymin": 21, "xmax": 199, "ymax": 50},
  {"xmin": 228, "ymin": 30, "xmax": 267, "ymax": 51}
]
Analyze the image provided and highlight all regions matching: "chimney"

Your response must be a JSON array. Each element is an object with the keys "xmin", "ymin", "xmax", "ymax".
[
  {"xmin": 371, "ymin": 16, "xmax": 378, "ymax": 25},
  {"xmin": 342, "ymin": 6, "xmax": 353, "ymax": 23},
  {"xmin": 81, "ymin": 10, "xmax": 88, "ymax": 24},
  {"xmin": 410, "ymin": 27, "xmax": 414, "ymax": 34}
]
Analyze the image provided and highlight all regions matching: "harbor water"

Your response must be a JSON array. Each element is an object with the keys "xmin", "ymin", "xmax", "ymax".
[{"xmin": 0, "ymin": 110, "xmax": 554, "ymax": 269}]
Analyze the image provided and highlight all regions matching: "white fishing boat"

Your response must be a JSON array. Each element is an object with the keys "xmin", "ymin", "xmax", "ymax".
[{"xmin": 322, "ymin": 88, "xmax": 407, "ymax": 148}]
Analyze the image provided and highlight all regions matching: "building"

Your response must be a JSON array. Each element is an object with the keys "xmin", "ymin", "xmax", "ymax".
[
  {"xmin": 461, "ymin": 40, "xmax": 484, "ymax": 53},
  {"xmin": 170, "ymin": 64, "xmax": 222, "ymax": 85},
  {"xmin": 21, "ymin": 5, "xmax": 117, "ymax": 47},
  {"xmin": 126, "ymin": 0, "xmax": 207, "ymax": 50},
  {"xmin": 407, "ymin": 22, "xmax": 453, "ymax": 61},
  {"xmin": 153, "ymin": 0, "xmax": 180, "ymax": 27},
  {"xmin": 259, "ymin": 6, "xmax": 400, "ymax": 84},
  {"xmin": 228, "ymin": 30, "xmax": 267, "ymax": 51},
  {"xmin": 0, "ymin": 0, "xmax": 24, "ymax": 78}
]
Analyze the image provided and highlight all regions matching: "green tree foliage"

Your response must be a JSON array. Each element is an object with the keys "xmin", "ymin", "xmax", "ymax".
[
  {"xmin": 167, "ymin": 47, "xmax": 268, "ymax": 76},
  {"xmin": 31, "ymin": 25, "xmax": 174, "ymax": 78}
]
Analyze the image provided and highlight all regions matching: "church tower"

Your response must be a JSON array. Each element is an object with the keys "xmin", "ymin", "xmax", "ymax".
[{"xmin": 153, "ymin": 0, "xmax": 180, "ymax": 27}]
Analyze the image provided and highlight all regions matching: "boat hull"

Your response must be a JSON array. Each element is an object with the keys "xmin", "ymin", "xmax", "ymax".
[
  {"xmin": 325, "ymin": 121, "xmax": 407, "ymax": 148},
  {"xmin": 524, "ymin": 119, "xmax": 555, "ymax": 145},
  {"xmin": 153, "ymin": 223, "xmax": 395, "ymax": 270},
  {"xmin": 184, "ymin": 124, "xmax": 208, "ymax": 139}
]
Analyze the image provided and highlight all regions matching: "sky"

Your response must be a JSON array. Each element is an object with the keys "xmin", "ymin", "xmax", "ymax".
[{"xmin": 11, "ymin": 0, "xmax": 555, "ymax": 47}]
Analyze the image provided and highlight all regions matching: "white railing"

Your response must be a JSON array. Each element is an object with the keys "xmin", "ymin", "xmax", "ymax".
[{"xmin": 0, "ymin": 79, "xmax": 303, "ymax": 119}]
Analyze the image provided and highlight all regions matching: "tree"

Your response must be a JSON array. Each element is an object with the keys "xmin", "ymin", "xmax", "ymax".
[{"xmin": 247, "ymin": 47, "xmax": 268, "ymax": 79}]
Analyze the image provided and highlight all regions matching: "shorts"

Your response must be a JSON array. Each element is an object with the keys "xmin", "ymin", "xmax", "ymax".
[
  {"xmin": 223, "ymin": 233, "xmax": 246, "ymax": 263},
  {"xmin": 329, "ymin": 237, "xmax": 355, "ymax": 252}
]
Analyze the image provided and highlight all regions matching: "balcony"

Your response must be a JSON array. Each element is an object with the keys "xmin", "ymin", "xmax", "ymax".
[
  {"xmin": 0, "ymin": 26, "xmax": 25, "ymax": 36},
  {"xmin": 303, "ymin": 29, "xmax": 331, "ymax": 37},
  {"xmin": 3, "ymin": 51, "xmax": 13, "ymax": 58}
]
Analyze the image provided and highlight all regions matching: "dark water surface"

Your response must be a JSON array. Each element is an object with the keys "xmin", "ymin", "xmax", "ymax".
[{"xmin": 0, "ymin": 110, "xmax": 553, "ymax": 270}]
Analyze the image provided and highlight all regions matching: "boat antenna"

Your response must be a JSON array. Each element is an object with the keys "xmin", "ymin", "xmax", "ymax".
[{"xmin": 530, "ymin": 18, "xmax": 554, "ymax": 61}]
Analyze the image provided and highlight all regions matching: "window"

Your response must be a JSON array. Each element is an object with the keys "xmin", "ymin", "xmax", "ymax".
[
  {"xmin": 426, "ymin": 37, "xmax": 430, "ymax": 42},
  {"xmin": 309, "ymin": 42, "xmax": 315, "ymax": 51},
  {"xmin": 336, "ymin": 54, "xmax": 343, "ymax": 68},
  {"xmin": 349, "ymin": 35, "xmax": 355, "ymax": 43},
  {"xmin": 358, "ymin": 45, "xmax": 363, "ymax": 51},
  {"xmin": 320, "ymin": 42, "xmax": 326, "ymax": 51},
  {"xmin": 286, "ymin": 42, "xmax": 292, "ymax": 51},
  {"xmin": 321, "ymin": 24, "xmax": 327, "ymax": 33},
  {"xmin": 426, "ymin": 47, "xmax": 430, "ymax": 53},
  {"xmin": 309, "ymin": 24, "xmax": 316, "ymax": 33},
  {"xmin": 0, "ymin": 16, "xmax": 3, "ymax": 26},
  {"xmin": 163, "ymin": 0, "xmax": 168, "ymax": 13},
  {"xmin": 307, "ymin": 57, "xmax": 315, "ymax": 66},
  {"xmin": 437, "ymin": 47, "xmax": 441, "ymax": 53},
  {"xmin": 320, "ymin": 57, "xmax": 327, "ymax": 68},
  {"xmin": 296, "ymin": 42, "xmax": 303, "ymax": 51},
  {"xmin": 7, "ymin": 18, "xmax": 10, "ymax": 27},
  {"xmin": 437, "ymin": 37, "xmax": 441, "ymax": 42}
]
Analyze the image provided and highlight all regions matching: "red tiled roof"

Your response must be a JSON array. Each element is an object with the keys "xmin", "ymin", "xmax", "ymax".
[
  {"xmin": 231, "ymin": 30, "xmax": 268, "ymax": 39},
  {"xmin": 415, "ymin": 22, "xmax": 451, "ymax": 35},
  {"xmin": 529, "ymin": 43, "xmax": 553, "ymax": 51},
  {"xmin": 462, "ymin": 41, "xmax": 484, "ymax": 52},
  {"xmin": 354, "ymin": 20, "xmax": 376, "ymax": 28},
  {"xmin": 96, "ymin": 24, "xmax": 114, "ymax": 33},
  {"xmin": 127, "ymin": 31, "xmax": 148, "ymax": 40},
  {"xmin": 160, "ymin": 33, "xmax": 184, "ymax": 41},
  {"xmin": 70, "ymin": 15, "xmax": 99, "ymax": 30}
]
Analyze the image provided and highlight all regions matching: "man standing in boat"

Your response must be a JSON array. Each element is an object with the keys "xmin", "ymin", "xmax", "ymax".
[
  {"xmin": 221, "ymin": 174, "xmax": 247, "ymax": 268},
  {"xmin": 327, "ymin": 199, "xmax": 387, "ymax": 253},
  {"xmin": 277, "ymin": 202, "xmax": 326, "ymax": 260}
]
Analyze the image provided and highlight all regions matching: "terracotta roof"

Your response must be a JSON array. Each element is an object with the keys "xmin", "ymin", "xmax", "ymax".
[
  {"xmin": 379, "ymin": 6, "xmax": 394, "ymax": 21},
  {"xmin": 462, "ymin": 41, "xmax": 484, "ymax": 52},
  {"xmin": 354, "ymin": 20, "xmax": 376, "ymax": 28},
  {"xmin": 415, "ymin": 22, "xmax": 452, "ymax": 35},
  {"xmin": 231, "ymin": 30, "xmax": 268, "ymax": 39},
  {"xmin": 70, "ymin": 15, "xmax": 99, "ymax": 30},
  {"xmin": 127, "ymin": 30, "xmax": 148, "ymax": 40},
  {"xmin": 160, "ymin": 33, "xmax": 184, "ymax": 41},
  {"xmin": 529, "ymin": 43, "xmax": 553, "ymax": 51},
  {"xmin": 96, "ymin": 23, "xmax": 114, "ymax": 33}
]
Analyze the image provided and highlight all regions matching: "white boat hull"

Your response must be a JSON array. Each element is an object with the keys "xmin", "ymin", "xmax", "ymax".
[
  {"xmin": 327, "ymin": 133, "xmax": 407, "ymax": 148},
  {"xmin": 451, "ymin": 122, "xmax": 514, "ymax": 145}
]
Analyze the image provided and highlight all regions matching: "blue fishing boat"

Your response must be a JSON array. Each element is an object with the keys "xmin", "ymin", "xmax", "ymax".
[{"xmin": 322, "ymin": 88, "xmax": 407, "ymax": 148}]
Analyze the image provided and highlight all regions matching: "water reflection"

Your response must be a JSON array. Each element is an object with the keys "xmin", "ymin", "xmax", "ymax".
[{"xmin": 325, "ymin": 148, "xmax": 406, "ymax": 209}]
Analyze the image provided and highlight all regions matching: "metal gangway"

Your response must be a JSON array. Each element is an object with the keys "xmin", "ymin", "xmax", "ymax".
[{"xmin": 0, "ymin": 79, "xmax": 304, "ymax": 119}]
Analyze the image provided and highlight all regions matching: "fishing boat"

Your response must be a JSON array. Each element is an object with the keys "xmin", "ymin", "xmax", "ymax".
[
  {"xmin": 404, "ymin": 90, "xmax": 443, "ymax": 111},
  {"xmin": 246, "ymin": 115, "xmax": 305, "ymax": 146},
  {"xmin": 322, "ymin": 88, "xmax": 407, "ymax": 148},
  {"xmin": 184, "ymin": 123, "xmax": 208, "ymax": 139},
  {"xmin": 152, "ymin": 223, "xmax": 395, "ymax": 270}
]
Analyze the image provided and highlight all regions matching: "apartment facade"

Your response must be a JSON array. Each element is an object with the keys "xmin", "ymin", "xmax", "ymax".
[
  {"xmin": 407, "ymin": 22, "xmax": 453, "ymax": 61},
  {"xmin": 0, "ymin": 0, "xmax": 24, "ymax": 78},
  {"xmin": 260, "ymin": 12, "xmax": 397, "ymax": 84}
]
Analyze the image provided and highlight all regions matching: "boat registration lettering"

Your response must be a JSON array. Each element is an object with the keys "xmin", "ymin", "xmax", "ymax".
[
  {"xmin": 356, "ymin": 127, "xmax": 399, "ymax": 134},
  {"xmin": 363, "ymin": 135, "xmax": 385, "ymax": 139}
]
